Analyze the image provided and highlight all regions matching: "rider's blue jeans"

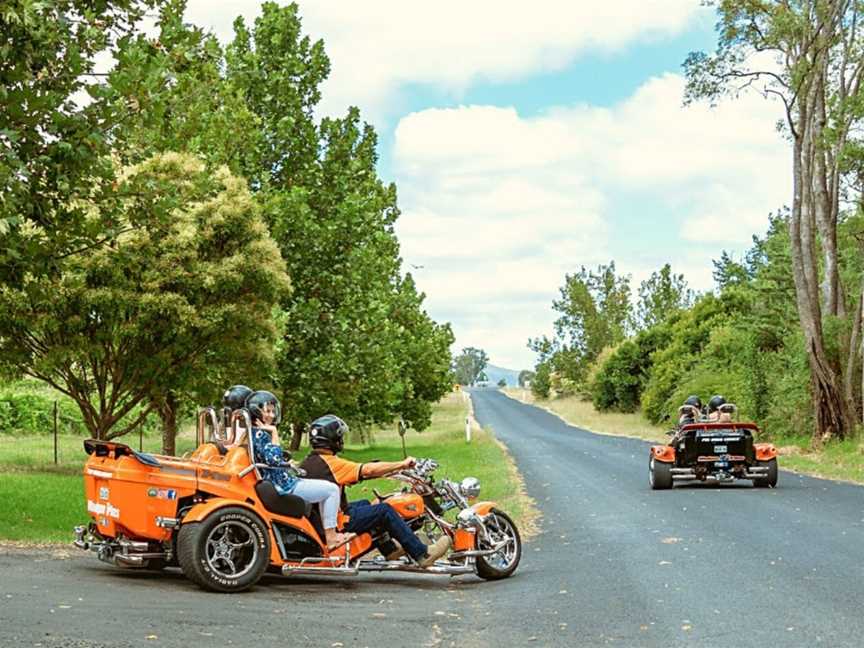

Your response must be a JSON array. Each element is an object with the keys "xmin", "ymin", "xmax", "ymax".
[{"xmin": 344, "ymin": 500, "xmax": 427, "ymax": 560}]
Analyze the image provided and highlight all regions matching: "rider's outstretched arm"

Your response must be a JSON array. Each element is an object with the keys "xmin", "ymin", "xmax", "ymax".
[{"xmin": 360, "ymin": 457, "xmax": 415, "ymax": 480}]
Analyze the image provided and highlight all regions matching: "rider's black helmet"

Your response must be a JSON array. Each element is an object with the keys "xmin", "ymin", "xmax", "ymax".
[
  {"xmin": 222, "ymin": 385, "xmax": 252, "ymax": 410},
  {"xmin": 684, "ymin": 395, "xmax": 702, "ymax": 410},
  {"xmin": 309, "ymin": 414, "xmax": 348, "ymax": 453},
  {"xmin": 707, "ymin": 395, "xmax": 727, "ymax": 413},
  {"xmin": 245, "ymin": 390, "xmax": 282, "ymax": 426}
]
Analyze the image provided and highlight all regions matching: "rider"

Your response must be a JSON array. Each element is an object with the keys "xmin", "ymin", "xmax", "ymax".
[
  {"xmin": 298, "ymin": 414, "xmax": 451, "ymax": 568},
  {"xmin": 706, "ymin": 395, "xmax": 731, "ymax": 422},
  {"xmin": 245, "ymin": 391, "xmax": 349, "ymax": 549}
]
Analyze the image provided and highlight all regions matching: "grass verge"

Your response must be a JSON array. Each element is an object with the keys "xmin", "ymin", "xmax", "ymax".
[
  {"xmin": 503, "ymin": 388, "xmax": 864, "ymax": 485},
  {"xmin": 0, "ymin": 392, "xmax": 539, "ymax": 543}
]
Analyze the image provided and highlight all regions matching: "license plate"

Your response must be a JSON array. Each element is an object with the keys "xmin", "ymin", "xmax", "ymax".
[
  {"xmin": 714, "ymin": 461, "xmax": 728, "ymax": 468},
  {"xmin": 714, "ymin": 445, "xmax": 727, "ymax": 453}
]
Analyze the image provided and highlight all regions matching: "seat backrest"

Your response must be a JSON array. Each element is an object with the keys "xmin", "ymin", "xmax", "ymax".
[
  {"xmin": 190, "ymin": 443, "xmax": 220, "ymax": 462},
  {"xmin": 255, "ymin": 480, "xmax": 311, "ymax": 518},
  {"xmin": 225, "ymin": 445, "xmax": 251, "ymax": 474}
]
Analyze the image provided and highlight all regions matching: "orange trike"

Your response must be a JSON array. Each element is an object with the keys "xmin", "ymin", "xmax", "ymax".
[{"xmin": 74, "ymin": 408, "xmax": 521, "ymax": 592}]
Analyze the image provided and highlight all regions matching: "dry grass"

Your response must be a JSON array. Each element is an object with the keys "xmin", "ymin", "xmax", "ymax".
[{"xmin": 503, "ymin": 388, "xmax": 668, "ymax": 443}]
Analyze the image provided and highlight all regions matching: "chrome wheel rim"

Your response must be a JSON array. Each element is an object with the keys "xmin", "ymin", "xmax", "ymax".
[
  {"xmin": 480, "ymin": 514, "xmax": 519, "ymax": 570},
  {"xmin": 205, "ymin": 520, "xmax": 258, "ymax": 579}
]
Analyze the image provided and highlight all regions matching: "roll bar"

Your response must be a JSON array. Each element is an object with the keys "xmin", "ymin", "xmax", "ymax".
[
  {"xmin": 229, "ymin": 409, "xmax": 253, "ymax": 448},
  {"xmin": 196, "ymin": 407, "xmax": 221, "ymax": 446}
]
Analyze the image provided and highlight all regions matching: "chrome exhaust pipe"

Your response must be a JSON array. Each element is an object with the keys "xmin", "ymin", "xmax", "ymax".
[
  {"xmin": 281, "ymin": 565, "xmax": 359, "ymax": 576},
  {"xmin": 359, "ymin": 562, "xmax": 475, "ymax": 575}
]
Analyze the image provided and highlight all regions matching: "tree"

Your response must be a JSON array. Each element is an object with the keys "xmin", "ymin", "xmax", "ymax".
[
  {"xmin": 497, "ymin": 378, "xmax": 507, "ymax": 388},
  {"xmin": 531, "ymin": 361, "xmax": 552, "ymax": 399},
  {"xmin": 453, "ymin": 347, "xmax": 489, "ymax": 386},
  {"xmin": 637, "ymin": 264, "xmax": 694, "ymax": 329},
  {"xmin": 386, "ymin": 274, "xmax": 455, "ymax": 431},
  {"xmin": 0, "ymin": 0, "xmax": 155, "ymax": 284},
  {"xmin": 518, "ymin": 370, "xmax": 535, "ymax": 387},
  {"xmin": 540, "ymin": 262, "xmax": 633, "ymax": 384},
  {"xmin": 225, "ymin": 3, "xmax": 452, "ymax": 448},
  {"xmin": 103, "ymin": 0, "xmax": 262, "ymax": 174},
  {"xmin": 101, "ymin": 1, "xmax": 275, "ymax": 449},
  {"xmin": 0, "ymin": 153, "xmax": 290, "ymax": 445},
  {"xmin": 685, "ymin": 0, "xmax": 864, "ymax": 439}
]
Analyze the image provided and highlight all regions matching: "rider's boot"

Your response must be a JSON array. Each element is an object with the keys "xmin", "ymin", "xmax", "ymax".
[
  {"xmin": 385, "ymin": 542, "xmax": 406, "ymax": 561},
  {"xmin": 418, "ymin": 536, "xmax": 451, "ymax": 568}
]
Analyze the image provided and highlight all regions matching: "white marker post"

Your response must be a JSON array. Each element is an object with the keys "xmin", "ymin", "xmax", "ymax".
[{"xmin": 465, "ymin": 416, "xmax": 471, "ymax": 443}]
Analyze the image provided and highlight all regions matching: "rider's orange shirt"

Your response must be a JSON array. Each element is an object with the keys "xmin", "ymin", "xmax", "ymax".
[{"xmin": 318, "ymin": 454, "xmax": 362, "ymax": 486}]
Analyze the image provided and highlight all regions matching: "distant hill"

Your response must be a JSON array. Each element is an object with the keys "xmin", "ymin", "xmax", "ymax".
[{"xmin": 481, "ymin": 364, "xmax": 522, "ymax": 387}]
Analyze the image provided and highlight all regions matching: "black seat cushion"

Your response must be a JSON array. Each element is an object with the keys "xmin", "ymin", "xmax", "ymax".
[{"xmin": 255, "ymin": 481, "xmax": 312, "ymax": 519}]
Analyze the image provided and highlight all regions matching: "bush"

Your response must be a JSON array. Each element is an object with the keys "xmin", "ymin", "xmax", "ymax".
[
  {"xmin": 641, "ymin": 293, "xmax": 743, "ymax": 423},
  {"xmin": 0, "ymin": 384, "xmax": 85, "ymax": 435},
  {"xmin": 0, "ymin": 380, "xmax": 162, "ymax": 437},
  {"xmin": 531, "ymin": 362, "xmax": 551, "ymax": 399},
  {"xmin": 590, "ymin": 324, "xmax": 673, "ymax": 413}
]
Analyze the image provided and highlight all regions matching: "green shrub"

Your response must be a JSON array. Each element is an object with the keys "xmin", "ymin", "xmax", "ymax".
[
  {"xmin": 0, "ymin": 380, "xmax": 161, "ymax": 437},
  {"xmin": 641, "ymin": 293, "xmax": 743, "ymax": 423},
  {"xmin": 591, "ymin": 324, "xmax": 673, "ymax": 413},
  {"xmin": 531, "ymin": 362, "xmax": 551, "ymax": 399}
]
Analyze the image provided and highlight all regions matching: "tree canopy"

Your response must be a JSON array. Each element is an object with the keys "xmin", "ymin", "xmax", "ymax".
[{"xmin": 0, "ymin": 152, "xmax": 289, "ymax": 441}]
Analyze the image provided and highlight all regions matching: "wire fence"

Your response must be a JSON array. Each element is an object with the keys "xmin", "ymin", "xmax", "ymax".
[{"xmin": 0, "ymin": 402, "xmax": 197, "ymax": 471}]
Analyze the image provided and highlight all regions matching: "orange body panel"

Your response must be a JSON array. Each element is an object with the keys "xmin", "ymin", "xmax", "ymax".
[
  {"xmin": 452, "ymin": 528, "xmax": 476, "ymax": 552},
  {"xmin": 84, "ymin": 453, "xmax": 196, "ymax": 541},
  {"xmin": 385, "ymin": 493, "xmax": 425, "ymax": 519},
  {"xmin": 348, "ymin": 533, "xmax": 374, "ymax": 557},
  {"xmin": 755, "ymin": 443, "xmax": 778, "ymax": 461},
  {"xmin": 651, "ymin": 445, "xmax": 676, "ymax": 463},
  {"xmin": 469, "ymin": 501, "xmax": 497, "ymax": 517}
]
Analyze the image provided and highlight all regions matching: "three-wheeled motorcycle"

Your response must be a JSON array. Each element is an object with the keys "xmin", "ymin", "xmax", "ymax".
[
  {"xmin": 74, "ymin": 408, "xmax": 521, "ymax": 592},
  {"xmin": 649, "ymin": 403, "xmax": 778, "ymax": 489}
]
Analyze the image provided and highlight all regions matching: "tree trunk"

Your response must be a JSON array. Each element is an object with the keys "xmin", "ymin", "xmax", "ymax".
[
  {"xmin": 288, "ymin": 421, "xmax": 303, "ymax": 452},
  {"xmin": 844, "ymin": 289, "xmax": 863, "ymax": 422},
  {"xmin": 812, "ymin": 75, "xmax": 843, "ymax": 317},
  {"xmin": 157, "ymin": 392, "xmax": 178, "ymax": 456},
  {"xmin": 789, "ymin": 88, "xmax": 855, "ymax": 442}
]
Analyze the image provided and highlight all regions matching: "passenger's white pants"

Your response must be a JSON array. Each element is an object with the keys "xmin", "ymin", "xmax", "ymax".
[{"xmin": 291, "ymin": 479, "xmax": 340, "ymax": 529}]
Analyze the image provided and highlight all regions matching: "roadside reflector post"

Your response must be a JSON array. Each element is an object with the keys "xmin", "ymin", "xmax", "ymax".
[
  {"xmin": 466, "ymin": 416, "xmax": 471, "ymax": 443},
  {"xmin": 53, "ymin": 400, "xmax": 58, "ymax": 465}
]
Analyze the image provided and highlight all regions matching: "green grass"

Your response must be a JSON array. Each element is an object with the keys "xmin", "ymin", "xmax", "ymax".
[
  {"xmin": 504, "ymin": 389, "xmax": 864, "ymax": 485},
  {"xmin": 0, "ymin": 472, "xmax": 86, "ymax": 542},
  {"xmin": 0, "ymin": 392, "xmax": 539, "ymax": 542},
  {"xmin": 0, "ymin": 429, "xmax": 200, "ymax": 474}
]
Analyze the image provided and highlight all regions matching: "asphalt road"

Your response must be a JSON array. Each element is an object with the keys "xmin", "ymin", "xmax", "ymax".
[{"xmin": 2, "ymin": 389, "xmax": 863, "ymax": 647}]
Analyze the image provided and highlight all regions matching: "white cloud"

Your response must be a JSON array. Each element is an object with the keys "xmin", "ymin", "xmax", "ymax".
[
  {"xmin": 184, "ymin": 1, "xmax": 706, "ymax": 120},
  {"xmin": 393, "ymin": 74, "xmax": 790, "ymax": 369}
]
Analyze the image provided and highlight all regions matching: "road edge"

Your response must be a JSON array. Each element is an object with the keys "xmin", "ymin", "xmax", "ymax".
[{"xmin": 466, "ymin": 391, "xmax": 542, "ymax": 539}]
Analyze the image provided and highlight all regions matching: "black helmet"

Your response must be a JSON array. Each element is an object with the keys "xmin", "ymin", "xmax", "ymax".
[
  {"xmin": 309, "ymin": 414, "xmax": 348, "ymax": 453},
  {"xmin": 708, "ymin": 395, "xmax": 726, "ymax": 413},
  {"xmin": 245, "ymin": 390, "xmax": 282, "ymax": 426},
  {"xmin": 222, "ymin": 385, "xmax": 252, "ymax": 410},
  {"xmin": 684, "ymin": 395, "xmax": 702, "ymax": 410}
]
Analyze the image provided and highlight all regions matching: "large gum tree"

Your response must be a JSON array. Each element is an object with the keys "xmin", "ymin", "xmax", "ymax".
[{"xmin": 685, "ymin": 0, "xmax": 864, "ymax": 440}]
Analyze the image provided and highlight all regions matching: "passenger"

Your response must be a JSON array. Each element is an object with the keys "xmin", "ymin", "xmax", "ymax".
[
  {"xmin": 299, "ymin": 414, "xmax": 452, "ymax": 568},
  {"xmin": 222, "ymin": 384, "xmax": 252, "ymax": 447},
  {"xmin": 707, "ymin": 395, "xmax": 732, "ymax": 423},
  {"xmin": 245, "ymin": 391, "xmax": 350, "ymax": 549},
  {"xmin": 678, "ymin": 395, "xmax": 702, "ymax": 426}
]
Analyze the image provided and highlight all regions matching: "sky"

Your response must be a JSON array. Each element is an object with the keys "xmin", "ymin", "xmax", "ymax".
[{"xmin": 185, "ymin": 1, "xmax": 791, "ymax": 371}]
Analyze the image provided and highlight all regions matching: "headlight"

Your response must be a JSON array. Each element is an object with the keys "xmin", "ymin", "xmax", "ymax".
[{"xmin": 460, "ymin": 477, "xmax": 481, "ymax": 499}]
